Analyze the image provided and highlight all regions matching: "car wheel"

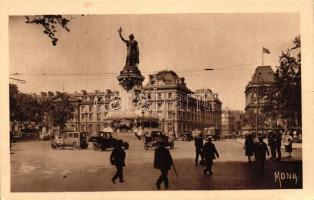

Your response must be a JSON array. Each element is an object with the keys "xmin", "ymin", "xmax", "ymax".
[
  {"xmin": 51, "ymin": 143, "xmax": 58, "ymax": 149},
  {"xmin": 182, "ymin": 135, "xmax": 187, "ymax": 141},
  {"xmin": 144, "ymin": 144, "xmax": 149, "ymax": 150},
  {"xmin": 123, "ymin": 142, "xmax": 129, "ymax": 150},
  {"xmin": 170, "ymin": 141, "xmax": 174, "ymax": 149},
  {"xmin": 93, "ymin": 143, "xmax": 99, "ymax": 150},
  {"xmin": 73, "ymin": 142, "xmax": 79, "ymax": 149},
  {"xmin": 81, "ymin": 142, "xmax": 88, "ymax": 149}
]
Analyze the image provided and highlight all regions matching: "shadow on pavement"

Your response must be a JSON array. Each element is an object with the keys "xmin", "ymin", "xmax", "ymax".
[{"xmin": 11, "ymin": 158, "xmax": 302, "ymax": 192}]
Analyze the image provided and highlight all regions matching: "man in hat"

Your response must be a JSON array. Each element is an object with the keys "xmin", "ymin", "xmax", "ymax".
[
  {"xmin": 202, "ymin": 136, "xmax": 219, "ymax": 176},
  {"xmin": 194, "ymin": 133, "xmax": 204, "ymax": 166},
  {"xmin": 110, "ymin": 140, "xmax": 126, "ymax": 184},
  {"xmin": 256, "ymin": 136, "xmax": 270, "ymax": 173},
  {"xmin": 154, "ymin": 141, "xmax": 173, "ymax": 190},
  {"xmin": 275, "ymin": 130, "xmax": 282, "ymax": 161},
  {"xmin": 267, "ymin": 131, "xmax": 277, "ymax": 160}
]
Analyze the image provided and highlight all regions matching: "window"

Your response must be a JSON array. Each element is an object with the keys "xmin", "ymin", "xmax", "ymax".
[
  {"xmin": 157, "ymin": 93, "xmax": 162, "ymax": 100},
  {"xmin": 168, "ymin": 93, "xmax": 173, "ymax": 99},
  {"xmin": 89, "ymin": 113, "xmax": 93, "ymax": 121},
  {"xmin": 147, "ymin": 93, "xmax": 151, "ymax": 100},
  {"xmin": 168, "ymin": 111, "xmax": 175, "ymax": 120},
  {"xmin": 89, "ymin": 105, "xmax": 93, "ymax": 112},
  {"xmin": 69, "ymin": 133, "xmax": 73, "ymax": 138},
  {"xmin": 97, "ymin": 113, "xmax": 101, "ymax": 120},
  {"xmin": 157, "ymin": 102, "xmax": 163, "ymax": 111},
  {"xmin": 97, "ymin": 124, "xmax": 101, "ymax": 132},
  {"xmin": 74, "ymin": 133, "xmax": 78, "ymax": 138}
]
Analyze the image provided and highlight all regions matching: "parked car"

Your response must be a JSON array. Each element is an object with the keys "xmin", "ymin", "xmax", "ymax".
[
  {"xmin": 143, "ymin": 130, "xmax": 174, "ymax": 150},
  {"xmin": 181, "ymin": 132, "xmax": 193, "ymax": 141},
  {"xmin": 89, "ymin": 131, "xmax": 129, "ymax": 151},
  {"xmin": 51, "ymin": 131, "xmax": 88, "ymax": 150}
]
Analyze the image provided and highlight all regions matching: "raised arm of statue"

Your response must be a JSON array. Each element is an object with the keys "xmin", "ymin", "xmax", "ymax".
[{"xmin": 118, "ymin": 27, "xmax": 128, "ymax": 43}]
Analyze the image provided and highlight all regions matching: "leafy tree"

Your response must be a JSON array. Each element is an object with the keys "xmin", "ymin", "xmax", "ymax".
[
  {"xmin": 9, "ymin": 84, "xmax": 44, "ymax": 129},
  {"xmin": 46, "ymin": 94, "xmax": 75, "ymax": 134},
  {"xmin": 263, "ymin": 36, "xmax": 301, "ymax": 132},
  {"xmin": 25, "ymin": 15, "xmax": 70, "ymax": 46}
]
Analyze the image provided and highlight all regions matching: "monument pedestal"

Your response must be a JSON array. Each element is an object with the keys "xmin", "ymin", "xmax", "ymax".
[{"xmin": 104, "ymin": 64, "xmax": 145, "ymax": 135}]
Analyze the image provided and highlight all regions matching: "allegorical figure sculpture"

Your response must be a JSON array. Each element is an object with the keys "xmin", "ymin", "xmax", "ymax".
[{"xmin": 118, "ymin": 27, "xmax": 139, "ymax": 67}]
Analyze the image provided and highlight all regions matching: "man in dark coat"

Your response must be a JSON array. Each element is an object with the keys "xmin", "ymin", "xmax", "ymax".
[
  {"xmin": 267, "ymin": 131, "xmax": 277, "ymax": 160},
  {"xmin": 202, "ymin": 136, "xmax": 219, "ymax": 175},
  {"xmin": 110, "ymin": 140, "xmax": 126, "ymax": 184},
  {"xmin": 256, "ymin": 136, "xmax": 270, "ymax": 173},
  {"xmin": 154, "ymin": 141, "xmax": 173, "ymax": 190},
  {"xmin": 275, "ymin": 130, "xmax": 282, "ymax": 161},
  {"xmin": 194, "ymin": 133, "xmax": 204, "ymax": 166},
  {"xmin": 244, "ymin": 134, "xmax": 255, "ymax": 162}
]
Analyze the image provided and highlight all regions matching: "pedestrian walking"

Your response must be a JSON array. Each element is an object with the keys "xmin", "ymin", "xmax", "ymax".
[
  {"xmin": 275, "ymin": 130, "xmax": 282, "ymax": 160},
  {"xmin": 194, "ymin": 133, "xmax": 204, "ymax": 166},
  {"xmin": 110, "ymin": 140, "xmax": 126, "ymax": 184},
  {"xmin": 201, "ymin": 136, "xmax": 219, "ymax": 176},
  {"xmin": 154, "ymin": 141, "xmax": 173, "ymax": 190},
  {"xmin": 244, "ymin": 134, "xmax": 255, "ymax": 162},
  {"xmin": 255, "ymin": 136, "xmax": 270, "ymax": 174},
  {"xmin": 267, "ymin": 131, "xmax": 277, "ymax": 160},
  {"xmin": 284, "ymin": 137, "xmax": 293, "ymax": 158}
]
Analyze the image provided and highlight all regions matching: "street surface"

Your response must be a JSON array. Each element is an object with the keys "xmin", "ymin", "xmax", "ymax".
[{"xmin": 11, "ymin": 137, "xmax": 302, "ymax": 192}]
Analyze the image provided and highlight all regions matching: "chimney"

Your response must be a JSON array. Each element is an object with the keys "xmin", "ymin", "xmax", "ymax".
[
  {"xmin": 81, "ymin": 90, "xmax": 87, "ymax": 95},
  {"xmin": 48, "ymin": 91, "xmax": 54, "ymax": 97},
  {"xmin": 55, "ymin": 91, "xmax": 62, "ymax": 96},
  {"xmin": 40, "ymin": 92, "xmax": 47, "ymax": 97}
]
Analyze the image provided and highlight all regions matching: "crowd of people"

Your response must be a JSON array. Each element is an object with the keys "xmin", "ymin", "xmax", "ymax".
[
  {"xmin": 109, "ymin": 130, "xmax": 294, "ymax": 189},
  {"xmin": 244, "ymin": 131, "xmax": 293, "ymax": 173},
  {"xmin": 109, "ymin": 133, "xmax": 220, "ymax": 190}
]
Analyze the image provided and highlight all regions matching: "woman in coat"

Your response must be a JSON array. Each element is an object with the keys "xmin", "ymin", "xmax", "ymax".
[{"xmin": 244, "ymin": 134, "xmax": 255, "ymax": 162}]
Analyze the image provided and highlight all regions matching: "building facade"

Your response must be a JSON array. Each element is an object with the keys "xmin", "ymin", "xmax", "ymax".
[
  {"xmin": 221, "ymin": 109, "xmax": 244, "ymax": 138},
  {"xmin": 143, "ymin": 70, "xmax": 222, "ymax": 138},
  {"xmin": 244, "ymin": 65, "xmax": 276, "ymax": 135}
]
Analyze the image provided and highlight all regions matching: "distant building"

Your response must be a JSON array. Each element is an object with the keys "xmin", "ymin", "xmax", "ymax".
[
  {"xmin": 244, "ymin": 65, "xmax": 276, "ymax": 135},
  {"xmin": 143, "ymin": 70, "xmax": 222, "ymax": 138},
  {"xmin": 221, "ymin": 108, "xmax": 244, "ymax": 138},
  {"xmin": 67, "ymin": 89, "xmax": 116, "ymax": 134}
]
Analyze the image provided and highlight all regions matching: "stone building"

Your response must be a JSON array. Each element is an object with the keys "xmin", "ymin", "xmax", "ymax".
[
  {"xmin": 244, "ymin": 65, "xmax": 276, "ymax": 135},
  {"xmin": 221, "ymin": 108, "xmax": 244, "ymax": 138},
  {"xmin": 66, "ymin": 89, "xmax": 116, "ymax": 134},
  {"xmin": 143, "ymin": 70, "xmax": 222, "ymax": 138}
]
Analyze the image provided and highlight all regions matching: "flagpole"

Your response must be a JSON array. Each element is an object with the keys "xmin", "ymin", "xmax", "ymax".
[{"xmin": 262, "ymin": 46, "xmax": 264, "ymax": 66}]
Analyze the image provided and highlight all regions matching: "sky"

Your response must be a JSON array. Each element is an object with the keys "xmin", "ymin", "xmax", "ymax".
[{"xmin": 9, "ymin": 13, "xmax": 300, "ymax": 110}]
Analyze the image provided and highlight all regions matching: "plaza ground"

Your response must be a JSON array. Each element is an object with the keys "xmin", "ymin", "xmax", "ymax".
[{"xmin": 10, "ymin": 137, "xmax": 302, "ymax": 192}]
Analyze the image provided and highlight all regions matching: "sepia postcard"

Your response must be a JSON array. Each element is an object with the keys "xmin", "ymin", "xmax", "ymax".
[{"xmin": 0, "ymin": 0, "xmax": 313, "ymax": 200}]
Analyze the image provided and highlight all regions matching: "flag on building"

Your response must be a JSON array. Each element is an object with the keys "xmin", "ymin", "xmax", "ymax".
[{"xmin": 262, "ymin": 47, "xmax": 271, "ymax": 54}]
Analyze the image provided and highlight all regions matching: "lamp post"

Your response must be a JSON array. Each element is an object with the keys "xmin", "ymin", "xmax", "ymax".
[{"xmin": 77, "ymin": 97, "xmax": 82, "ymax": 132}]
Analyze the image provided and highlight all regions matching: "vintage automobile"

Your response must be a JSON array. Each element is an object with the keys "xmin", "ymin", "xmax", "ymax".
[
  {"xmin": 143, "ymin": 130, "xmax": 174, "ymax": 150},
  {"xmin": 89, "ymin": 131, "xmax": 129, "ymax": 151},
  {"xmin": 181, "ymin": 132, "xmax": 193, "ymax": 141},
  {"xmin": 51, "ymin": 131, "xmax": 88, "ymax": 150}
]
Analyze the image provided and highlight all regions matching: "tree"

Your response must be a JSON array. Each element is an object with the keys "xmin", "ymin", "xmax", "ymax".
[
  {"xmin": 263, "ymin": 36, "xmax": 301, "ymax": 132},
  {"xmin": 46, "ymin": 94, "xmax": 75, "ymax": 134},
  {"xmin": 25, "ymin": 15, "xmax": 71, "ymax": 46},
  {"xmin": 9, "ymin": 84, "xmax": 44, "ymax": 130}
]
